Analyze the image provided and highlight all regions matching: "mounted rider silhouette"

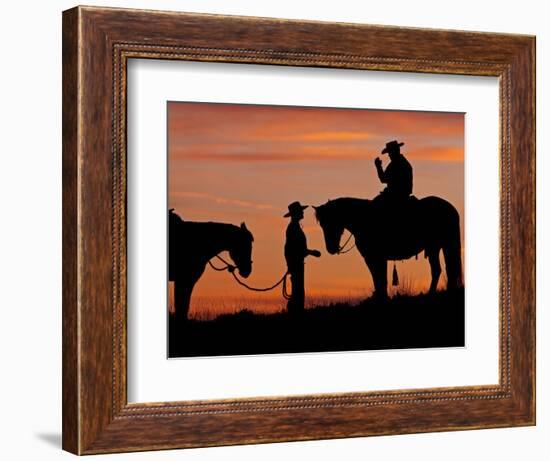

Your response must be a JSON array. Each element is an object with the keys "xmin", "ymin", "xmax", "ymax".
[
  {"xmin": 372, "ymin": 140, "xmax": 416, "ymax": 259},
  {"xmin": 374, "ymin": 140, "xmax": 413, "ymax": 202}
]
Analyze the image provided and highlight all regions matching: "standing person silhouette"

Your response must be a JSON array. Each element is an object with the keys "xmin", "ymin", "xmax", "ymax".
[
  {"xmin": 283, "ymin": 201, "xmax": 321, "ymax": 316},
  {"xmin": 374, "ymin": 140, "xmax": 413, "ymax": 202}
]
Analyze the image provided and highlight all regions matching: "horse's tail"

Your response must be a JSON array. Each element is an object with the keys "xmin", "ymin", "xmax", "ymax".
[{"xmin": 442, "ymin": 209, "xmax": 463, "ymax": 289}]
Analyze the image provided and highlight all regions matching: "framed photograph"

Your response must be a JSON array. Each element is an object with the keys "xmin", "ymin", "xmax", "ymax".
[{"xmin": 62, "ymin": 6, "xmax": 535, "ymax": 455}]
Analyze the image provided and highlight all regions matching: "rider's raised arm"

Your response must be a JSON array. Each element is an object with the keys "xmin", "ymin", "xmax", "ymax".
[{"xmin": 376, "ymin": 162, "xmax": 387, "ymax": 184}]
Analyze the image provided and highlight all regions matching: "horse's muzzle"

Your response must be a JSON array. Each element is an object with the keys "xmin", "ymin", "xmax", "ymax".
[
  {"xmin": 326, "ymin": 245, "xmax": 339, "ymax": 255},
  {"xmin": 238, "ymin": 267, "xmax": 252, "ymax": 278}
]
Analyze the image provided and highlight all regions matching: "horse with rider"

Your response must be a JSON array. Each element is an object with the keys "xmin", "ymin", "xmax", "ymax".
[{"xmin": 315, "ymin": 139, "xmax": 462, "ymax": 300}]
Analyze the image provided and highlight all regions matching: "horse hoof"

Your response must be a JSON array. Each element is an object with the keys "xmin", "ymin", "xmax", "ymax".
[{"xmin": 372, "ymin": 293, "xmax": 389, "ymax": 303}]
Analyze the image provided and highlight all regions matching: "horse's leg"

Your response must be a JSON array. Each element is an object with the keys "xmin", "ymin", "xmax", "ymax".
[
  {"xmin": 427, "ymin": 249, "xmax": 442, "ymax": 294},
  {"xmin": 176, "ymin": 264, "xmax": 207, "ymax": 323},
  {"xmin": 174, "ymin": 278, "xmax": 192, "ymax": 327},
  {"xmin": 443, "ymin": 242, "xmax": 463, "ymax": 290},
  {"xmin": 365, "ymin": 255, "xmax": 388, "ymax": 299}
]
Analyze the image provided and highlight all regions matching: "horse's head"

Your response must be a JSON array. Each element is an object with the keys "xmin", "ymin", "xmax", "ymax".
[
  {"xmin": 168, "ymin": 208, "xmax": 184, "ymax": 233},
  {"xmin": 314, "ymin": 200, "xmax": 345, "ymax": 255},
  {"xmin": 229, "ymin": 222, "xmax": 254, "ymax": 278}
]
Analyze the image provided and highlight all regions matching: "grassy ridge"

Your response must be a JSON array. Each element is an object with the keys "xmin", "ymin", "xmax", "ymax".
[{"xmin": 168, "ymin": 288, "xmax": 464, "ymax": 358}]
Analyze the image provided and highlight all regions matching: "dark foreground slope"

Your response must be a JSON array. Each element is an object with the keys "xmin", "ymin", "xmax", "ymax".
[{"xmin": 168, "ymin": 288, "xmax": 464, "ymax": 358}]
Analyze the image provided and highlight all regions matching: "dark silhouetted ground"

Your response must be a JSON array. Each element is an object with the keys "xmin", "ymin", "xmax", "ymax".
[{"xmin": 168, "ymin": 288, "xmax": 464, "ymax": 358}]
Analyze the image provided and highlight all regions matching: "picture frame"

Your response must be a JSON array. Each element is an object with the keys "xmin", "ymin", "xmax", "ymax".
[{"xmin": 62, "ymin": 5, "xmax": 535, "ymax": 455}]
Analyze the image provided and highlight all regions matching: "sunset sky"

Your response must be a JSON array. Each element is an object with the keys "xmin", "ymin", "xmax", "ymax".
[{"xmin": 168, "ymin": 102, "xmax": 464, "ymax": 319}]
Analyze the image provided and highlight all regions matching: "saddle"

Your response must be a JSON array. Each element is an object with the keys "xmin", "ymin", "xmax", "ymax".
[
  {"xmin": 373, "ymin": 192, "xmax": 418, "ymax": 214},
  {"xmin": 371, "ymin": 194, "xmax": 420, "ymax": 250}
]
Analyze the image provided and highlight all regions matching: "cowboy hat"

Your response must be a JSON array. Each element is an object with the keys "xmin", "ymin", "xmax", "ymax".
[
  {"xmin": 381, "ymin": 140, "xmax": 404, "ymax": 154},
  {"xmin": 284, "ymin": 201, "xmax": 309, "ymax": 217}
]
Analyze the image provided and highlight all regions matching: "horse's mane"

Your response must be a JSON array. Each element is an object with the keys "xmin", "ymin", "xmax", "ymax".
[
  {"xmin": 315, "ymin": 197, "xmax": 371, "ymax": 222},
  {"xmin": 170, "ymin": 210, "xmax": 253, "ymax": 242}
]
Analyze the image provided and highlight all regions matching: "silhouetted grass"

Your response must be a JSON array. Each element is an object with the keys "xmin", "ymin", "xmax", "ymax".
[{"xmin": 168, "ymin": 288, "xmax": 464, "ymax": 358}]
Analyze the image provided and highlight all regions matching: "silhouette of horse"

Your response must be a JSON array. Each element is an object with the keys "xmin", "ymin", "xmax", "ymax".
[
  {"xmin": 314, "ymin": 197, "xmax": 462, "ymax": 299},
  {"xmin": 169, "ymin": 210, "xmax": 254, "ymax": 323}
]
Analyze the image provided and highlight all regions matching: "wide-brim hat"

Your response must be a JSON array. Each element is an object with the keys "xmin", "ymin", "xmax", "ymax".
[
  {"xmin": 284, "ymin": 201, "xmax": 309, "ymax": 217},
  {"xmin": 381, "ymin": 140, "xmax": 404, "ymax": 154}
]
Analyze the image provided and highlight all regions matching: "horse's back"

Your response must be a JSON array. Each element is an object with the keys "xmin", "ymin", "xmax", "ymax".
[
  {"xmin": 418, "ymin": 196, "xmax": 460, "ymax": 224},
  {"xmin": 420, "ymin": 195, "xmax": 457, "ymax": 211},
  {"xmin": 168, "ymin": 216, "xmax": 200, "ymax": 280},
  {"xmin": 170, "ymin": 219, "xmax": 240, "ymax": 254},
  {"xmin": 372, "ymin": 195, "xmax": 459, "ymax": 257}
]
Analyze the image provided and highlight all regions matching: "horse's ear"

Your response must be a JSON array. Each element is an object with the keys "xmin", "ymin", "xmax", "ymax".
[{"xmin": 241, "ymin": 222, "xmax": 253, "ymax": 241}]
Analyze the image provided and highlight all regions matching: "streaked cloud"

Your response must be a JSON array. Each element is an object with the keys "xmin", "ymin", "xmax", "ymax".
[
  {"xmin": 291, "ymin": 131, "xmax": 375, "ymax": 142},
  {"xmin": 407, "ymin": 146, "xmax": 464, "ymax": 162},
  {"xmin": 173, "ymin": 191, "xmax": 274, "ymax": 211},
  {"xmin": 171, "ymin": 144, "xmax": 463, "ymax": 163}
]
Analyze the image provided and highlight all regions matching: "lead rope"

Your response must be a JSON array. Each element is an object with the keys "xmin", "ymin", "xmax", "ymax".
[{"xmin": 208, "ymin": 254, "xmax": 291, "ymax": 300}]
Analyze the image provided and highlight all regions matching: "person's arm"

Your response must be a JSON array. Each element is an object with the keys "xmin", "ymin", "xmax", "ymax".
[
  {"xmin": 300, "ymin": 229, "xmax": 321, "ymax": 258},
  {"xmin": 287, "ymin": 225, "xmax": 311, "ymax": 260},
  {"xmin": 375, "ymin": 157, "xmax": 387, "ymax": 183}
]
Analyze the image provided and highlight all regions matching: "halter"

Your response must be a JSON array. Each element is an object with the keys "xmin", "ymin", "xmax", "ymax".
[
  {"xmin": 337, "ymin": 232, "xmax": 356, "ymax": 254},
  {"xmin": 208, "ymin": 254, "xmax": 237, "ymax": 272}
]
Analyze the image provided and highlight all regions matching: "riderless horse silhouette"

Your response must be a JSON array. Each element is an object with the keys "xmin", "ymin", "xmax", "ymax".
[
  {"xmin": 169, "ymin": 209, "xmax": 254, "ymax": 325},
  {"xmin": 314, "ymin": 197, "xmax": 462, "ymax": 299}
]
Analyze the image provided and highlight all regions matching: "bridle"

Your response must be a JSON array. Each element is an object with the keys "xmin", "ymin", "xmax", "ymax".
[{"xmin": 337, "ymin": 231, "xmax": 356, "ymax": 254}]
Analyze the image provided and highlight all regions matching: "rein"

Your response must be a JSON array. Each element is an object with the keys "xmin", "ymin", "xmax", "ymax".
[
  {"xmin": 337, "ymin": 232, "xmax": 356, "ymax": 254},
  {"xmin": 208, "ymin": 254, "xmax": 291, "ymax": 300}
]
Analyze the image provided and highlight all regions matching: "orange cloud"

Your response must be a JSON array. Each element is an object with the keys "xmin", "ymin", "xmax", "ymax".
[
  {"xmin": 294, "ymin": 131, "xmax": 374, "ymax": 141},
  {"xmin": 171, "ymin": 144, "xmax": 463, "ymax": 163},
  {"xmin": 407, "ymin": 146, "xmax": 464, "ymax": 162},
  {"xmin": 179, "ymin": 151, "xmax": 364, "ymax": 162},
  {"xmin": 251, "ymin": 130, "xmax": 376, "ymax": 143}
]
